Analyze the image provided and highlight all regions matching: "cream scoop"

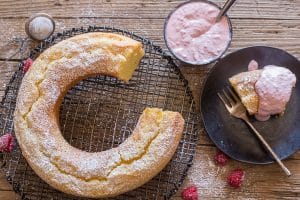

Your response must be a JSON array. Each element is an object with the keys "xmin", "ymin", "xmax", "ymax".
[
  {"xmin": 164, "ymin": 1, "xmax": 231, "ymax": 64},
  {"xmin": 255, "ymin": 65, "xmax": 296, "ymax": 121}
]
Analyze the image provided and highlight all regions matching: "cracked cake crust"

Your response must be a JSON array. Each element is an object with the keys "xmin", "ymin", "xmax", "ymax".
[{"xmin": 13, "ymin": 32, "xmax": 184, "ymax": 198}]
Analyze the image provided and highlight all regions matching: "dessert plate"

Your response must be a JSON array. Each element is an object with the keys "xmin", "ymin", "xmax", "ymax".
[{"xmin": 201, "ymin": 46, "xmax": 300, "ymax": 164}]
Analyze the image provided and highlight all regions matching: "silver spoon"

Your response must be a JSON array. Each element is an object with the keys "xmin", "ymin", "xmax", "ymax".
[{"xmin": 216, "ymin": 0, "xmax": 237, "ymax": 22}]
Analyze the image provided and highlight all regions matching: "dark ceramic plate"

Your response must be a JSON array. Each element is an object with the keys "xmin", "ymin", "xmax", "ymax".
[{"xmin": 201, "ymin": 46, "xmax": 300, "ymax": 164}]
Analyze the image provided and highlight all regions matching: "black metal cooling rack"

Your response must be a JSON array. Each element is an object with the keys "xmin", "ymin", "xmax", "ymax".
[{"xmin": 0, "ymin": 26, "xmax": 200, "ymax": 200}]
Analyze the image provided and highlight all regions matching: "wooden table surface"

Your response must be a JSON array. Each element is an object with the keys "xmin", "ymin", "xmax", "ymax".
[{"xmin": 0, "ymin": 0, "xmax": 299, "ymax": 199}]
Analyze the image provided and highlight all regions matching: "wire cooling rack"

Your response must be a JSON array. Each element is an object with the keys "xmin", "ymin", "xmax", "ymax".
[{"xmin": 0, "ymin": 26, "xmax": 199, "ymax": 200}]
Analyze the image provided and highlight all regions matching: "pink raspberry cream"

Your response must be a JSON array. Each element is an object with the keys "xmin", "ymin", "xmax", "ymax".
[{"xmin": 165, "ymin": 1, "xmax": 231, "ymax": 65}]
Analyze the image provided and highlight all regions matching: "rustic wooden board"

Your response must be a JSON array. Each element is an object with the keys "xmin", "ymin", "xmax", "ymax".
[
  {"xmin": 0, "ymin": 0, "xmax": 299, "ymax": 20},
  {"xmin": 1, "ymin": 18, "xmax": 300, "ymax": 60},
  {"xmin": 0, "ymin": 0, "xmax": 299, "ymax": 199},
  {"xmin": 0, "ymin": 173, "xmax": 20, "ymax": 199},
  {"xmin": 0, "ymin": 191, "xmax": 20, "ymax": 200},
  {"xmin": 0, "ymin": 61, "xmax": 18, "ymax": 99},
  {"xmin": 173, "ymin": 146, "xmax": 300, "ymax": 199}
]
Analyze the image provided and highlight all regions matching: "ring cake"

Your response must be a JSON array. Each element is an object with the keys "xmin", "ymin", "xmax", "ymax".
[{"xmin": 14, "ymin": 32, "xmax": 185, "ymax": 198}]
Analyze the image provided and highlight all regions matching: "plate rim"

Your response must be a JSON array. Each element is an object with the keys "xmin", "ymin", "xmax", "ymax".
[{"xmin": 200, "ymin": 45, "xmax": 300, "ymax": 165}]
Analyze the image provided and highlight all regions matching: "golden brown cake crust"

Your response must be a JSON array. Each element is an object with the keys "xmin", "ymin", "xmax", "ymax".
[
  {"xmin": 229, "ymin": 70, "xmax": 262, "ymax": 115},
  {"xmin": 13, "ymin": 32, "xmax": 184, "ymax": 198}
]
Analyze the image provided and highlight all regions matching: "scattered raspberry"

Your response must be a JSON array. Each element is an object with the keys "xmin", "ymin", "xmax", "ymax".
[
  {"xmin": 214, "ymin": 150, "xmax": 229, "ymax": 166},
  {"xmin": 23, "ymin": 58, "xmax": 33, "ymax": 73},
  {"xmin": 227, "ymin": 169, "xmax": 245, "ymax": 188},
  {"xmin": 248, "ymin": 59, "xmax": 259, "ymax": 71},
  {"xmin": 0, "ymin": 133, "xmax": 14, "ymax": 153},
  {"xmin": 181, "ymin": 185, "xmax": 198, "ymax": 200}
]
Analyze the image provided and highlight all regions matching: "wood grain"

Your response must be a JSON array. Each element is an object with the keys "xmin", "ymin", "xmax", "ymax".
[
  {"xmin": 0, "ymin": 61, "xmax": 18, "ymax": 100},
  {"xmin": 0, "ymin": 173, "xmax": 20, "ymax": 199},
  {"xmin": 1, "ymin": 18, "xmax": 299, "ymax": 60},
  {"xmin": 0, "ymin": 0, "xmax": 299, "ymax": 199},
  {"xmin": 0, "ymin": 191, "xmax": 20, "ymax": 200},
  {"xmin": 173, "ymin": 146, "xmax": 300, "ymax": 199},
  {"xmin": 0, "ymin": 0, "xmax": 299, "ymax": 20}
]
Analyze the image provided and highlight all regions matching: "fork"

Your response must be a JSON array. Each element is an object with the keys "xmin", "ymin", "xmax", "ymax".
[{"xmin": 218, "ymin": 87, "xmax": 292, "ymax": 176}]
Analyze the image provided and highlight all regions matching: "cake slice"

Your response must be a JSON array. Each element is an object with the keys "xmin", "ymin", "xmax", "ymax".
[
  {"xmin": 229, "ymin": 70, "xmax": 262, "ymax": 115},
  {"xmin": 228, "ymin": 60, "xmax": 296, "ymax": 121}
]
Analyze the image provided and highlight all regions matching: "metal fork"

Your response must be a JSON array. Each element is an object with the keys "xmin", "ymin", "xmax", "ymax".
[{"xmin": 218, "ymin": 87, "xmax": 292, "ymax": 176}]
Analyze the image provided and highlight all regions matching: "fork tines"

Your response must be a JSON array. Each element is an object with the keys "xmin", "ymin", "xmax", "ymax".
[{"xmin": 217, "ymin": 87, "xmax": 239, "ymax": 110}]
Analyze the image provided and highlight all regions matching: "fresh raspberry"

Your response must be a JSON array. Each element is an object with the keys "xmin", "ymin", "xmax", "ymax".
[
  {"xmin": 214, "ymin": 150, "xmax": 229, "ymax": 166},
  {"xmin": 248, "ymin": 59, "xmax": 259, "ymax": 71},
  {"xmin": 181, "ymin": 185, "xmax": 198, "ymax": 200},
  {"xmin": 0, "ymin": 133, "xmax": 14, "ymax": 153},
  {"xmin": 227, "ymin": 169, "xmax": 245, "ymax": 188},
  {"xmin": 23, "ymin": 58, "xmax": 33, "ymax": 73}
]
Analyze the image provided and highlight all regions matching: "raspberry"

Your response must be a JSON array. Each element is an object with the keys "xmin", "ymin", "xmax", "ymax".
[
  {"xmin": 0, "ymin": 133, "xmax": 14, "ymax": 153},
  {"xmin": 214, "ymin": 150, "xmax": 229, "ymax": 166},
  {"xmin": 181, "ymin": 185, "xmax": 198, "ymax": 200},
  {"xmin": 23, "ymin": 58, "xmax": 33, "ymax": 73},
  {"xmin": 227, "ymin": 169, "xmax": 245, "ymax": 188},
  {"xmin": 248, "ymin": 60, "xmax": 259, "ymax": 71}
]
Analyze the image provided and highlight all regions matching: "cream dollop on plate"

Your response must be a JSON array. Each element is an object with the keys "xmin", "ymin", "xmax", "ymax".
[{"xmin": 255, "ymin": 65, "xmax": 296, "ymax": 121}]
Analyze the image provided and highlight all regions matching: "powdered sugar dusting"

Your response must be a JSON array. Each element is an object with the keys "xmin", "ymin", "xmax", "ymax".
[
  {"xmin": 178, "ymin": 147, "xmax": 260, "ymax": 199},
  {"xmin": 187, "ymin": 152, "xmax": 227, "ymax": 197}
]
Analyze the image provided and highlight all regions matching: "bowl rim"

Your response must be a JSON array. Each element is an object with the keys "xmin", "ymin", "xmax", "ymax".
[{"xmin": 163, "ymin": 0, "xmax": 233, "ymax": 66}]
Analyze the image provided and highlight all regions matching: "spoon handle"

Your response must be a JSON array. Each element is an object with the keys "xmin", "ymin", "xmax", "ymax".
[{"xmin": 216, "ymin": 0, "xmax": 236, "ymax": 21}]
